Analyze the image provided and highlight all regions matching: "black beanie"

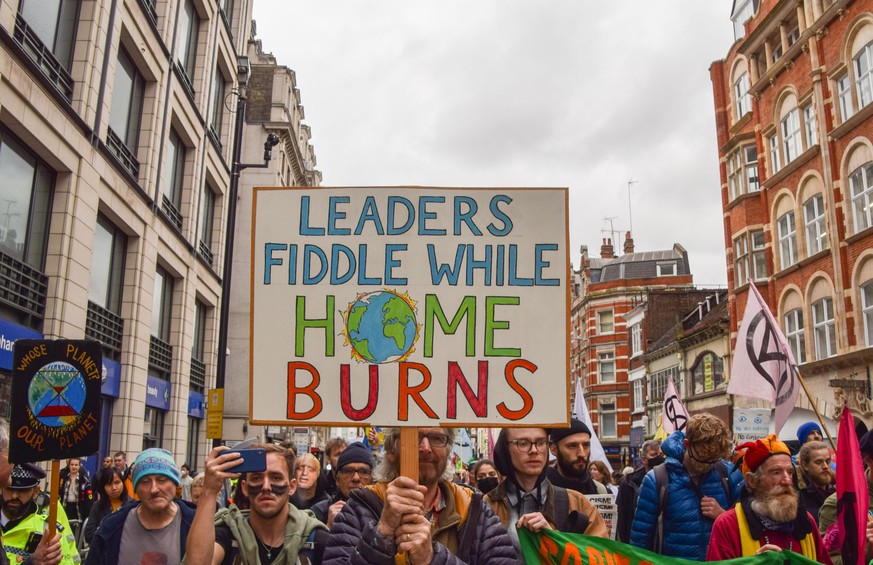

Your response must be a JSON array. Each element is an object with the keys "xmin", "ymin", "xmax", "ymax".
[
  {"xmin": 549, "ymin": 418, "xmax": 592, "ymax": 444},
  {"xmin": 336, "ymin": 442, "xmax": 373, "ymax": 471}
]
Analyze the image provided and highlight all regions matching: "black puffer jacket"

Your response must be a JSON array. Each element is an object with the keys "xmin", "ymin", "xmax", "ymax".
[{"xmin": 323, "ymin": 480, "xmax": 516, "ymax": 565}]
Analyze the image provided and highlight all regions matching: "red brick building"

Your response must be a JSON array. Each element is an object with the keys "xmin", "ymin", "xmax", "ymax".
[
  {"xmin": 711, "ymin": 0, "xmax": 873, "ymax": 430},
  {"xmin": 572, "ymin": 234, "xmax": 699, "ymax": 466}
]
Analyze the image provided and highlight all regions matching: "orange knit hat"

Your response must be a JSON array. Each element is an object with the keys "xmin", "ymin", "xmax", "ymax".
[{"xmin": 737, "ymin": 433, "xmax": 792, "ymax": 474}]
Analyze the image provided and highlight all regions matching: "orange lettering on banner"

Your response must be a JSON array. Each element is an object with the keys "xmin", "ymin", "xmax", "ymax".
[
  {"xmin": 583, "ymin": 547, "xmax": 604, "ymax": 565},
  {"xmin": 538, "ymin": 535, "xmax": 559, "ymax": 560},
  {"xmin": 286, "ymin": 362, "xmax": 323, "ymax": 419},
  {"xmin": 496, "ymin": 359, "xmax": 535, "ymax": 420},
  {"xmin": 608, "ymin": 552, "xmax": 629, "ymax": 565},
  {"xmin": 398, "ymin": 363, "xmax": 438, "ymax": 420},
  {"xmin": 557, "ymin": 543, "xmax": 581, "ymax": 565}
]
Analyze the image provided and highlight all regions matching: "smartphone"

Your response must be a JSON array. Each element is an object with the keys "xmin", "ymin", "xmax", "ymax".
[
  {"xmin": 25, "ymin": 532, "xmax": 42, "ymax": 553},
  {"xmin": 226, "ymin": 448, "xmax": 267, "ymax": 473}
]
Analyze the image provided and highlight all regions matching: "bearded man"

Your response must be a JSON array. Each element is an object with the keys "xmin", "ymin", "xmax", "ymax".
[
  {"xmin": 706, "ymin": 435, "xmax": 831, "ymax": 562},
  {"xmin": 546, "ymin": 419, "xmax": 607, "ymax": 495},
  {"xmin": 323, "ymin": 427, "xmax": 515, "ymax": 564},
  {"xmin": 796, "ymin": 440, "xmax": 835, "ymax": 522}
]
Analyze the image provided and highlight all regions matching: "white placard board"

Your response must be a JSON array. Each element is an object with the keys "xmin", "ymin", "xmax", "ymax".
[
  {"xmin": 250, "ymin": 187, "xmax": 570, "ymax": 427},
  {"xmin": 733, "ymin": 408, "xmax": 771, "ymax": 443},
  {"xmin": 586, "ymin": 493, "xmax": 617, "ymax": 540}
]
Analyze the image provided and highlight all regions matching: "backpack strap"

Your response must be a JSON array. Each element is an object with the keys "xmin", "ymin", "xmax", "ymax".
[
  {"xmin": 551, "ymin": 486, "xmax": 570, "ymax": 532},
  {"xmin": 716, "ymin": 461, "xmax": 733, "ymax": 506},
  {"xmin": 652, "ymin": 463, "xmax": 670, "ymax": 555},
  {"xmin": 457, "ymin": 491, "xmax": 483, "ymax": 562}
]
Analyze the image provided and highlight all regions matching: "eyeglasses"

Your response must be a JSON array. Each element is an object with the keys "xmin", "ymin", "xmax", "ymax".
[
  {"xmin": 509, "ymin": 439, "xmax": 548, "ymax": 452},
  {"xmin": 687, "ymin": 444, "xmax": 722, "ymax": 466},
  {"xmin": 419, "ymin": 433, "xmax": 449, "ymax": 448},
  {"xmin": 338, "ymin": 467, "xmax": 372, "ymax": 479}
]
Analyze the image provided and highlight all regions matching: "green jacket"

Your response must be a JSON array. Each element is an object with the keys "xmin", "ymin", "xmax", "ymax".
[
  {"xmin": 209, "ymin": 503, "xmax": 326, "ymax": 565},
  {"xmin": 818, "ymin": 488, "xmax": 873, "ymax": 565},
  {"xmin": 2, "ymin": 501, "xmax": 79, "ymax": 564}
]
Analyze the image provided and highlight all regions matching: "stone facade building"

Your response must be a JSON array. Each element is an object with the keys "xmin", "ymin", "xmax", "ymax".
[{"xmin": 0, "ymin": 0, "xmax": 258, "ymax": 472}]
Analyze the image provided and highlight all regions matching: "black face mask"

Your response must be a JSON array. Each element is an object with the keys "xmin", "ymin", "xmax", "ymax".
[
  {"xmin": 646, "ymin": 455, "xmax": 666, "ymax": 469},
  {"xmin": 477, "ymin": 477, "xmax": 499, "ymax": 495}
]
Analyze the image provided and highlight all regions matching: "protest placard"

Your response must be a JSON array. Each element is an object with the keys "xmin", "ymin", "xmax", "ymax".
[
  {"xmin": 586, "ymin": 493, "xmax": 617, "ymax": 540},
  {"xmin": 733, "ymin": 408, "xmax": 770, "ymax": 443},
  {"xmin": 11, "ymin": 339, "xmax": 102, "ymax": 463},
  {"xmin": 11, "ymin": 339, "xmax": 102, "ymax": 540},
  {"xmin": 250, "ymin": 187, "xmax": 570, "ymax": 427}
]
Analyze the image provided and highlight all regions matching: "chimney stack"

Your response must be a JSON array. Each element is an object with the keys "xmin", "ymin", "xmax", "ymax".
[
  {"xmin": 601, "ymin": 238, "xmax": 614, "ymax": 259},
  {"xmin": 623, "ymin": 231, "xmax": 634, "ymax": 254}
]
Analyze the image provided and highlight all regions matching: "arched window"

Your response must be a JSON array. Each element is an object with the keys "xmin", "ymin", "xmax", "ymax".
[{"xmin": 690, "ymin": 351, "xmax": 725, "ymax": 396}]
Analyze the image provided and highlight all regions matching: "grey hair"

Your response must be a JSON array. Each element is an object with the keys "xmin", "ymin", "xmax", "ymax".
[
  {"xmin": 0, "ymin": 418, "xmax": 8, "ymax": 454},
  {"xmin": 640, "ymin": 439, "xmax": 661, "ymax": 456},
  {"xmin": 373, "ymin": 428, "xmax": 457, "ymax": 483}
]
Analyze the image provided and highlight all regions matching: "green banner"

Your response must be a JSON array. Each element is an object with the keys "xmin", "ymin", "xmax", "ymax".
[{"xmin": 517, "ymin": 529, "xmax": 821, "ymax": 564}]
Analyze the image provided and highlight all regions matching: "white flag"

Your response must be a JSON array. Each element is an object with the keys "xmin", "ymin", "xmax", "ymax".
[
  {"xmin": 573, "ymin": 378, "xmax": 613, "ymax": 473},
  {"xmin": 728, "ymin": 282, "xmax": 799, "ymax": 434},
  {"xmin": 662, "ymin": 376, "xmax": 690, "ymax": 434}
]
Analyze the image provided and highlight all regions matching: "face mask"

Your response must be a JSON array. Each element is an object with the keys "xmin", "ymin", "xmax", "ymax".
[
  {"xmin": 477, "ymin": 477, "xmax": 499, "ymax": 495},
  {"xmin": 646, "ymin": 455, "xmax": 665, "ymax": 469}
]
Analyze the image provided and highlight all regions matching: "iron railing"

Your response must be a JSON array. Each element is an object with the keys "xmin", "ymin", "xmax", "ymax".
[
  {"xmin": 13, "ymin": 14, "xmax": 74, "ymax": 101},
  {"xmin": 0, "ymin": 251, "xmax": 47, "ymax": 322},
  {"xmin": 106, "ymin": 127, "xmax": 140, "ymax": 179},
  {"xmin": 85, "ymin": 301, "xmax": 123, "ymax": 356},
  {"xmin": 149, "ymin": 334, "xmax": 173, "ymax": 375}
]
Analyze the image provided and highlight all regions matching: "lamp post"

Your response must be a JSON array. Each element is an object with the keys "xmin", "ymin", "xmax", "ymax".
[{"xmin": 213, "ymin": 90, "xmax": 280, "ymax": 447}]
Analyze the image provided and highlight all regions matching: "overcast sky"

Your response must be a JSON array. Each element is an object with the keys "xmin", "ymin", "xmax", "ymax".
[{"xmin": 251, "ymin": 2, "xmax": 737, "ymax": 286}]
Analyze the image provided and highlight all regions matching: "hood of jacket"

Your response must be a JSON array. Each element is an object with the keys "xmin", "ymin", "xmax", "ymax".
[
  {"xmin": 492, "ymin": 428, "xmax": 548, "ymax": 492},
  {"xmin": 661, "ymin": 430, "xmax": 686, "ymax": 467}
]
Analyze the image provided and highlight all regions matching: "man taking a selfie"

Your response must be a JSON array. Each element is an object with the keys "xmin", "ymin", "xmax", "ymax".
[{"xmin": 186, "ymin": 443, "xmax": 328, "ymax": 565}]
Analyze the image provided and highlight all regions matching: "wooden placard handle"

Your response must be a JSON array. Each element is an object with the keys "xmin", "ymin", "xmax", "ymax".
[
  {"xmin": 399, "ymin": 427, "xmax": 419, "ymax": 482},
  {"xmin": 46, "ymin": 459, "xmax": 59, "ymax": 539}
]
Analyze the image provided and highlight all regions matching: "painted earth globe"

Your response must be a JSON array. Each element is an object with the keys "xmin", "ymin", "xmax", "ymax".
[{"xmin": 345, "ymin": 290, "xmax": 418, "ymax": 363}]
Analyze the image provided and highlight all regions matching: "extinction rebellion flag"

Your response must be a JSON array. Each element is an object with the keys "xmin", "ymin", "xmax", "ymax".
[
  {"xmin": 517, "ymin": 529, "xmax": 820, "ymax": 564},
  {"xmin": 727, "ymin": 282, "xmax": 799, "ymax": 434},
  {"xmin": 662, "ymin": 375, "xmax": 690, "ymax": 434}
]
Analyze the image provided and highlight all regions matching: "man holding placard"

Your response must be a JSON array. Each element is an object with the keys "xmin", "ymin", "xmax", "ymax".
[{"xmin": 323, "ymin": 427, "xmax": 515, "ymax": 565}]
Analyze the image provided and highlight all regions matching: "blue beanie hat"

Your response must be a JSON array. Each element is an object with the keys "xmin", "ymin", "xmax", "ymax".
[
  {"xmin": 132, "ymin": 448, "xmax": 180, "ymax": 490},
  {"xmin": 796, "ymin": 421, "xmax": 822, "ymax": 444}
]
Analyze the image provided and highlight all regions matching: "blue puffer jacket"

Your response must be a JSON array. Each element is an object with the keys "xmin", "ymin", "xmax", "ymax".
[{"xmin": 629, "ymin": 431, "xmax": 741, "ymax": 561}]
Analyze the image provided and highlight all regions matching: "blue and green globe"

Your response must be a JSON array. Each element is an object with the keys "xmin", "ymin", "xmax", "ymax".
[
  {"xmin": 28, "ymin": 361, "xmax": 86, "ymax": 427},
  {"xmin": 344, "ymin": 290, "xmax": 419, "ymax": 363}
]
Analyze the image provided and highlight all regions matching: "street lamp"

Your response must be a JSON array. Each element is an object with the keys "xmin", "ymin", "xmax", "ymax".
[{"xmin": 213, "ymin": 91, "xmax": 280, "ymax": 447}]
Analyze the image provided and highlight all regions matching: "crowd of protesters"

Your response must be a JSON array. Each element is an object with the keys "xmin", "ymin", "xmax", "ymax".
[{"xmin": 3, "ymin": 415, "xmax": 873, "ymax": 564}]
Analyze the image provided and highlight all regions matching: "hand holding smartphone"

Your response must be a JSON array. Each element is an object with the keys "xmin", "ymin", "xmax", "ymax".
[{"xmin": 224, "ymin": 448, "xmax": 267, "ymax": 473}]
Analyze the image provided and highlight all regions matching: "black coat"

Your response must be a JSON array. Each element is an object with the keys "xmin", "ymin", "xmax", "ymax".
[{"xmin": 58, "ymin": 467, "xmax": 93, "ymax": 521}]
